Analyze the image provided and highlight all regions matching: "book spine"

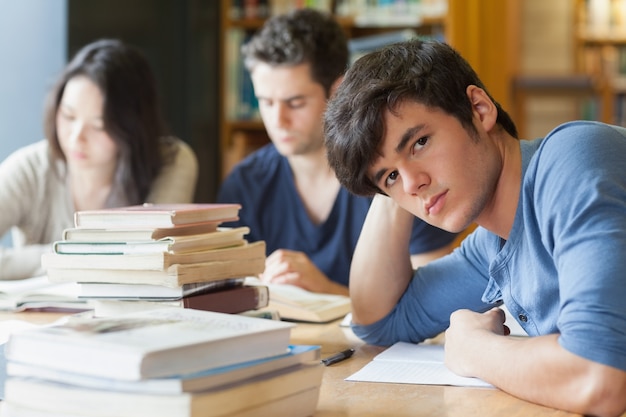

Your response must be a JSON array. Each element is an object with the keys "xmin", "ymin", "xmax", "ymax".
[{"xmin": 181, "ymin": 285, "xmax": 269, "ymax": 314}]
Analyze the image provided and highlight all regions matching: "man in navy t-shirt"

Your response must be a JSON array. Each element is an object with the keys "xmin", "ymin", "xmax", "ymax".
[{"xmin": 217, "ymin": 9, "xmax": 457, "ymax": 296}]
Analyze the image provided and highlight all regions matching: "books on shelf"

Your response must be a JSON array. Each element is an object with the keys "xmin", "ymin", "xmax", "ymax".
[
  {"xmin": 53, "ymin": 227, "xmax": 250, "ymax": 255},
  {"xmin": 42, "ymin": 240, "xmax": 266, "ymax": 273},
  {"xmin": 73, "ymin": 203, "xmax": 241, "ymax": 229},
  {"xmin": 5, "ymin": 308, "xmax": 295, "ymax": 381},
  {"xmin": 246, "ymin": 277, "xmax": 352, "ymax": 323},
  {"xmin": 45, "ymin": 256, "xmax": 265, "ymax": 287},
  {"xmin": 7, "ymin": 344, "xmax": 321, "ymax": 394},
  {"xmin": 348, "ymin": 29, "xmax": 417, "ymax": 63},
  {"xmin": 61, "ymin": 221, "xmax": 224, "ymax": 242},
  {"xmin": 90, "ymin": 284, "xmax": 270, "ymax": 317}
]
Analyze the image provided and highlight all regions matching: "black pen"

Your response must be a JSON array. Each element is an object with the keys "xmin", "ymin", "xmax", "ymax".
[{"xmin": 321, "ymin": 348, "xmax": 355, "ymax": 366}]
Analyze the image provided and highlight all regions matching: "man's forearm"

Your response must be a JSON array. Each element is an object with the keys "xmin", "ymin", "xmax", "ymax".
[
  {"xmin": 350, "ymin": 194, "xmax": 415, "ymax": 325},
  {"xmin": 447, "ymin": 329, "xmax": 626, "ymax": 417}
]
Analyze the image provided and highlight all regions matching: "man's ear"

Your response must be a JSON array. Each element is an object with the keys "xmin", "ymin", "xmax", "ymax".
[
  {"xmin": 466, "ymin": 85, "xmax": 497, "ymax": 132},
  {"xmin": 329, "ymin": 75, "xmax": 344, "ymax": 98}
]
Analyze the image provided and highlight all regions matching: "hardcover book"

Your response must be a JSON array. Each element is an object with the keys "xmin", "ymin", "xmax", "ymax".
[
  {"xmin": 53, "ymin": 227, "xmax": 250, "ymax": 255},
  {"xmin": 3, "ymin": 368, "xmax": 322, "ymax": 417},
  {"xmin": 5, "ymin": 308, "xmax": 295, "ymax": 380},
  {"xmin": 77, "ymin": 279, "xmax": 245, "ymax": 300},
  {"xmin": 7, "ymin": 344, "xmax": 320, "ymax": 394},
  {"xmin": 43, "ymin": 240, "xmax": 265, "ymax": 274},
  {"xmin": 89, "ymin": 284, "xmax": 270, "ymax": 317},
  {"xmin": 73, "ymin": 203, "xmax": 241, "ymax": 229},
  {"xmin": 0, "ymin": 387, "xmax": 320, "ymax": 417},
  {"xmin": 61, "ymin": 221, "xmax": 226, "ymax": 242},
  {"xmin": 45, "ymin": 256, "xmax": 266, "ymax": 287}
]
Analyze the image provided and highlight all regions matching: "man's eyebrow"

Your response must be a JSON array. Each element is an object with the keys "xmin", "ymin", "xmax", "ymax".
[
  {"xmin": 372, "ymin": 124, "xmax": 427, "ymax": 185},
  {"xmin": 395, "ymin": 124, "xmax": 426, "ymax": 153},
  {"xmin": 256, "ymin": 94, "xmax": 306, "ymax": 103}
]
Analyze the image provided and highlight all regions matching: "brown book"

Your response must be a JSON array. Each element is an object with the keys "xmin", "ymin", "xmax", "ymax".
[
  {"xmin": 61, "ymin": 221, "xmax": 226, "ymax": 242},
  {"xmin": 45, "ymin": 256, "xmax": 266, "ymax": 287},
  {"xmin": 42, "ymin": 241, "xmax": 265, "ymax": 271},
  {"xmin": 53, "ymin": 227, "xmax": 250, "ymax": 255},
  {"xmin": 73, "ymin": 203, "xmax": 241, "ymax": 229},
  {"xmin": 91, "ymin": 285, "xmax": 270, "ymax": 317}
]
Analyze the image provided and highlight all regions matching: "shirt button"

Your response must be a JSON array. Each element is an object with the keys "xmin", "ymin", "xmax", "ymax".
[{"xmin": 518, "ymin": 314, "xmax": 528, "ymax": 322}]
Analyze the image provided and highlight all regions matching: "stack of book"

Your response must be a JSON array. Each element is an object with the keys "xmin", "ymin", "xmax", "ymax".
[
  {"xmin": 2, "ymin": 308, "xmax": 324, "ymax": 417},
  {"xmin": 41, "ymin": 204, "xmax": 270, "ymax": 317}
]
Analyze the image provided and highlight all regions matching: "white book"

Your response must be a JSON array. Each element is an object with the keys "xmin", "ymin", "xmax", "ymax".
[
  {"xmin": 0, "ymin": 386, "xmax": 321, "ymax": 417},
  {"xmin": 7, "ymin": 345, "xmax": 321, "ymax": 394},
  {"xmin": 4, "ymin": 363, "xmax": 323, "ymax": 417},
  {"xmin": 5, "ymin": 308, "xmax": 294, "ymax": 381},
  {"xmin": 53, "ymin": 227, "xmax": 250, "ymax": 255},
  {"xmin": 77, "ymin": 279, "xmax": 243, "ymax": 300}
]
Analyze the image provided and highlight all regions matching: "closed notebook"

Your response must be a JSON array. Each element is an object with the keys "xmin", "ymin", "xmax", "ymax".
[
  {"xmin": 53, "ymin": 227, "xmax": 250, "ymax": 255},
  {"xmin": 91, "ymin": 285, "xmax": 270, "ymax": 317},
  {"xmin": 7, "ymin": 344, "xmax": 321, "ymax": 394},
  {"xmin": 42, "ymin": 241, "xmax": 266, "ymax": 272},
  {"xmin": 5, "ymin": 308, "xmax": 294, "ymax": 380},
  {"xmin": 73, "ymin": 203, "xmax": 241, "ymax": 229}
]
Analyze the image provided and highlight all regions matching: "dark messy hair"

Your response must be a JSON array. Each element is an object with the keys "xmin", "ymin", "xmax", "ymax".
[
  {"xmin": 241, "ymin": 7, "xmax": 348, "ymax": 96},
  {"xmin": 324, "ymin": 39, "xmax": 518, "ymax": 196},
  {"xmin": 43, "ymin": 38, "xmax": 167, "ymax": 205}
]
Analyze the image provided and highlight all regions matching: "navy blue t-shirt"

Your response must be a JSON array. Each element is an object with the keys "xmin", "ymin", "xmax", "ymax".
[{"xmin": 217, "ymin": 144, "xmax": 457, "ymax": 287}]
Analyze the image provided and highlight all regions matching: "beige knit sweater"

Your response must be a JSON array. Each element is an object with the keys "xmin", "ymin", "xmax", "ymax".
[{"xmin": 0, "ymin": 138, "xmax": 198, "ymax": 280}]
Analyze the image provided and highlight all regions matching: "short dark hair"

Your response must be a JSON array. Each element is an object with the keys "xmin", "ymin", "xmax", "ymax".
[
  {"xmin": 241, "ymin": 8, "xmax": 348, "ymax": 95},
  {"xmin": 43, "ymin": 38, "xmax": 167, "ymax": 205},
  {"xmin": 324, "ymin": 39, "xmax": 518, "ymax": 196}
]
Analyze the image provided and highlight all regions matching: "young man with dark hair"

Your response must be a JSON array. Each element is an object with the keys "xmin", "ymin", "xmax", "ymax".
[{"xmin": 324, "ymin": 38, "xmax": 626, "ymax": 416}]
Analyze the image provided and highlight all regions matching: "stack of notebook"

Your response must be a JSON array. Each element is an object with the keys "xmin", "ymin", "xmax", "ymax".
[
  {"xmin": 41, "ymin": 203, "xmax": 269, "ymax": 317},
  {"xmin": 2, "ymin": 308, "xmax": 324, "ymax": 417}
]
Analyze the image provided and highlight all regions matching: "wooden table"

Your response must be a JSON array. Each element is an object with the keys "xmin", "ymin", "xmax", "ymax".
[
  {"xmin": 291, "ymin": 319, "xmax": 581, "ymax": 417},
  {"xmin": 0, "ymin": 311, "xmax": 608, "ymax": 417}
]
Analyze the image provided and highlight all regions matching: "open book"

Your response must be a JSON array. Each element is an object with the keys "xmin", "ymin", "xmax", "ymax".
[
  {"xmin": 346, "ymin": 342, "xmax": 493, "ymax": 388},
  {"xmin": 245, "ymin": 277, "xmax": 351, "ymax": 323},
  {"xmin": 0, "ymin": 276, "xmax": 88, "ymax": 312}
]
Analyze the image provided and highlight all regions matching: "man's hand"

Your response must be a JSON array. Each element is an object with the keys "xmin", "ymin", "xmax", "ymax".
[
  {"xmin": 260, "ymin": 249, "xmax": 348, "ymax": 295},
  {"xmin": 444, "ymin": 308, "xmax": 510, "ymax": 377}
]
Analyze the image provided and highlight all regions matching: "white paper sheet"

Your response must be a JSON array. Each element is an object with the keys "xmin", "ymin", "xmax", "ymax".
[{"xmin": 346, "ymin": 342, "xmax": 494, "ymax": 388}]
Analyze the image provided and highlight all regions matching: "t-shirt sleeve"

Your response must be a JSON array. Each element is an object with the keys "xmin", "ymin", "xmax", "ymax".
[
  {"xmin": 534, "ymin": 122, "xmax": 626, "ymax": 371},
  {"xmin": 352, "ymin": 232, "xmax": 495, "ymax": 346},
  {"xmin": 408, "ymin": 218, "xmax": 458, "ymax": 254}
]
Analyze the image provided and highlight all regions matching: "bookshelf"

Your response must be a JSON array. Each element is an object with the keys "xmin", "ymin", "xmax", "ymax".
[
  {"xmin": 574, "ymin": 0, "xmax": 626, "ymax": 125},
  {"xmin": 218, "ymin": 0, "xmax": 520, "ymax": 178}
]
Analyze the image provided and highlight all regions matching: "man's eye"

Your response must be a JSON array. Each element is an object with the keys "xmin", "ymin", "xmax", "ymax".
[
  {"xmin": 287, "ymin": 99, "xmax": 305, "ymax": 109},
  {"xmin": 413, "ymin": 136, "xmax": 429, "ymax": 152},
  {"xmin": 385, "ymin": 171, "xmax": 399, "ymax": 188},
  {"xmin": 60, "ymin": 112, "xmax": 74, "ymax": 121}
]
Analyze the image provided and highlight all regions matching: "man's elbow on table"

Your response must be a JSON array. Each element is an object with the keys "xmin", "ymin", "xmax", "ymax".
[{"xmin": 579, "ymin": 365, "xmax": 626, "ymax": 417}]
